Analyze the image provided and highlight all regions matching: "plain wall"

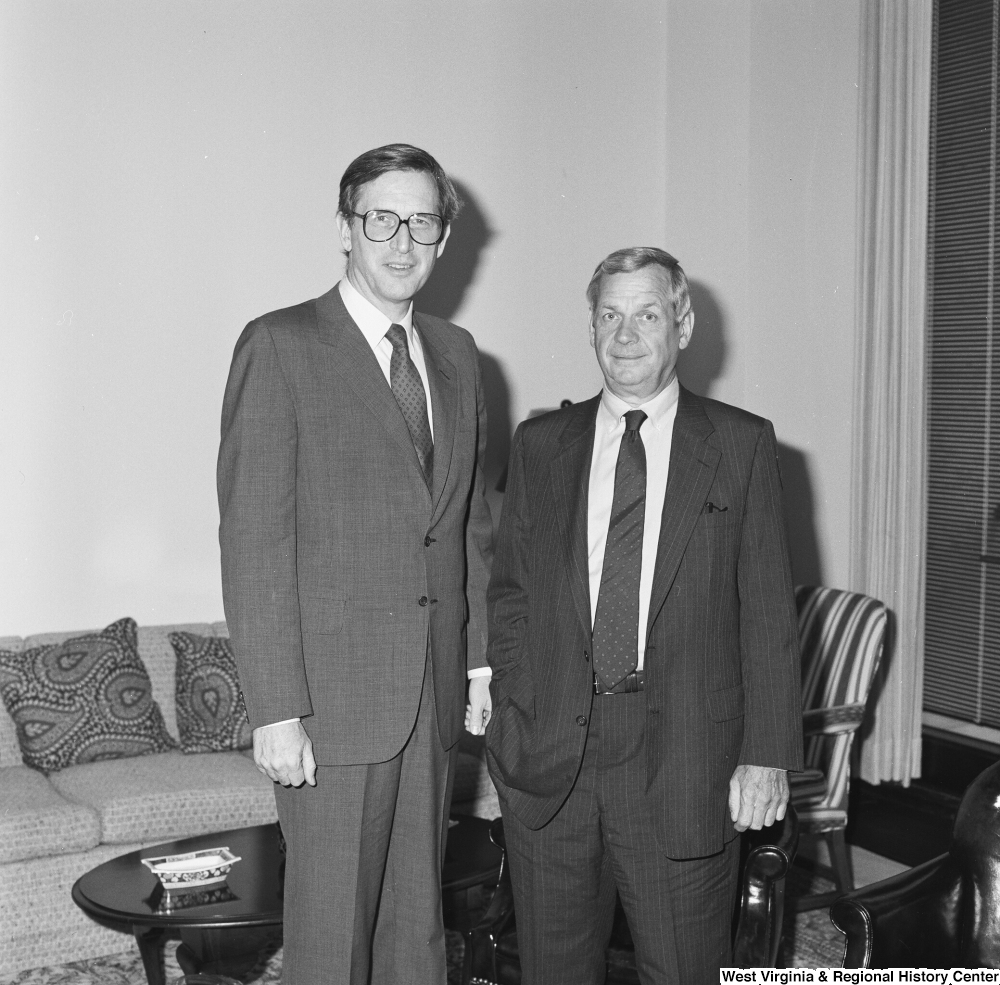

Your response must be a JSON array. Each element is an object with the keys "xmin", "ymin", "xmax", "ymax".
[
  {"xmin": 666, "ymin": 0, "xmax": 861, "ymax": 591},
  {"xmin": 1, "ymin": 0, "xmax": 860, "ymax": 636}
]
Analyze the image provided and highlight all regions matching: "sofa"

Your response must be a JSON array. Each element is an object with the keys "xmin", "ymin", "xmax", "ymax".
[{"xmin": 0, "ymin": 620, "xmax": 499, "ymax": 980}]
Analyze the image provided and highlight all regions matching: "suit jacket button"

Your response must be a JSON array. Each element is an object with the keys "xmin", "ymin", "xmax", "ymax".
[
  {"xmin": 418, "ymin": 596, "xmax": 429, "ymax": 606},
  {"xmin": 424, "ymin": 536, "xmax": 434, "ymax": 547},
  {"xmin": 576, "ymin": 715, "xmax": 587, "ymax": 726}
]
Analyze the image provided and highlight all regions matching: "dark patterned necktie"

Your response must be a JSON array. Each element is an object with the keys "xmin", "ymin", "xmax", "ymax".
[
  {"xmin": 385, "ymin": 323, "xmax": 434, "ymax": 487},
  {"xmin": 592, "ymin": 409, "xmax": 648, "ymax": 690}
]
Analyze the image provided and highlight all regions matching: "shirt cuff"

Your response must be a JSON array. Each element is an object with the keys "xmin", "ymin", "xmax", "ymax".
[
  {"xmin": 256, "ymin": 717, "xmax": 301, "ymax": 729},
  {"xmin": 467, "ymin": 667, "xmax": 492, "ymax": 679}
]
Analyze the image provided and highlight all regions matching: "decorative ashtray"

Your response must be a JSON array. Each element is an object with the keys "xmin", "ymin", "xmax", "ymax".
[{"xmin": 141, "ymin": 847, "xmax": 241, "ymax": 889}]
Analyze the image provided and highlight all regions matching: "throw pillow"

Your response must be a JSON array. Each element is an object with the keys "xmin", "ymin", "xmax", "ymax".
[
  {"xmin": 0, "ymin": 617, "xmax": 177, "ymax": 773},
  {"xmin": 169, "ymin": 631, "xmax": 252, "ymax": 753}
]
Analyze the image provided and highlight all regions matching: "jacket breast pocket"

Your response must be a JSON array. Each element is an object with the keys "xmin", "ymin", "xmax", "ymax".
[
  {"xmin": 300, "ymin": 598, "xmax": 346, "ymax": 636},
  {"xmin": 700, "ymin": 509, "xmax": 733, "ymax": 528},
  {"xmin": 708, "ymin": 684, "xmax": 745, "ymax": 722}
]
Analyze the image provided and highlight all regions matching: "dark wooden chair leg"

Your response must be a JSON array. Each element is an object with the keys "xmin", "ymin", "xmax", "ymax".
[
  {"xmin": 793, "ymin": 826, "xmax": 856, "ymax": 912},
  {"xmin": 828, "ymin": 828, "xmax": 855, "ymax": 893}
]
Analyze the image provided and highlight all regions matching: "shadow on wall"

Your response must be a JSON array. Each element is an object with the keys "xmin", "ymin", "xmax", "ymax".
[
  {"xmin": 480, "ymin": 353, "xmax": 512, "ymax": 502},
  {"xmin": 778, "ymin": 443, "xmax": 824, "ymax": 587},
  {"xmin": 680, "ymin": 280, "xmax": 824, "ymax": 587},
  {"xmin": 680, "ymin": 280, "xmax": 728, "ymax": 397},
  {"xmin": 416, "ymin": 179, "xmax": 494, "ymax": 322},
  {"xmin": 414, "ymin": 180, "xmax": 512, "ymax": 506}
]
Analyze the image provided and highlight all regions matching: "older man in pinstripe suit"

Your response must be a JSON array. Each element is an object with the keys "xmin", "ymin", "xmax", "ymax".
[{"xmin": 481, "ymin": 248, "xmax": 803, "ymax": 984}]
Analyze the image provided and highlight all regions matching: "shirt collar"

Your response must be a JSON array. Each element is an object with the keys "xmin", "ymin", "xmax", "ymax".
[
  {"xmin": 338, "ymin": 277, "xmax": 415, "ymax": 349},
  {"xmin": 597, "ymin": 377, "xmax": 680, "ymax": 433}
]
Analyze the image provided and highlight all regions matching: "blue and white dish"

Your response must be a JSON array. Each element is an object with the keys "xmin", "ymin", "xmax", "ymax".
[{"xmin": 141, "ymin": 847, "xmax": 241, "ymax": 889}]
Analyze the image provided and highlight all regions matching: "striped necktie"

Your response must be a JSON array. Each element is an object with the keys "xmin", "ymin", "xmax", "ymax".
[{"xmin": 385, "ymin": 323, "xmax": 433, "ymax": 488}]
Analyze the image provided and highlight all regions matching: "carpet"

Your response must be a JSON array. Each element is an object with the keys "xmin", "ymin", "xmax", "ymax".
[
  {"xmin": 0, "ymin": 864, "xmax": 845, "ymax": 984},
  {"xmin": 778, "ymin": 864, "xmax": 846, "ymax": 968}
]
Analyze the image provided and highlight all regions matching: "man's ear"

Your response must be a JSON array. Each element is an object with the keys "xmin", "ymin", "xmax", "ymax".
[
  {"xmin": 588, "ymin": 313, "xmax": 597, "ymax": 349},
  {"xmin": 678, "ymin": 310, "xmax": 695, "ymax": 350},
  {"xmin": 335, "ymin": 212, "xmax": 353, "ymax": 254},
  {"xmin": 435, "ymin": 223, "xmax": 452, "ymax": 259}
]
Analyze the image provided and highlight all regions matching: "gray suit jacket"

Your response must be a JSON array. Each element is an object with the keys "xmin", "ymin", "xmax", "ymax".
[
  {"xmin": 485, "ymin": 387, "xmax": 803, "ymax": 858},
  {"xmin": 218, "ymin": 285, "xmax": 492, "ymax": 764}
]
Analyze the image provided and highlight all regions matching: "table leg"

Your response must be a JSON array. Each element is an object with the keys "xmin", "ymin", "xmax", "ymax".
[
  {"xmin": 178, "ymin": 925, "xmax": 282, "ymax": 978},
  {"xmin": 175, "ymin": 940, "xmax": 200, "ymax": 976},
  {"xmin": 133, "ymin": 925, "xmax": 169, "ymax": 985}
]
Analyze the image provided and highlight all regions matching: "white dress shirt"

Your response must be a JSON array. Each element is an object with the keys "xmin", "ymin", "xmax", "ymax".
[
  {"xmin": 338, "ymin": 277, "xmax": 434, "ymax": 438},
  {"xmin": 587, "ymin": 379, "xmax": 679, "ymax": 671}
]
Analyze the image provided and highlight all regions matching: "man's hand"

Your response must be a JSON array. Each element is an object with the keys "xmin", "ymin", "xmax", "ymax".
[
  {"xmin": 253, "ymin": 720, "xmax": 317, "ymax": 787},
  {"xmin": 728, "ymin": 764, "xmax": 788, "ymax": 831},
  {"xmin": 465, "ymin": 676, "xmax": 493, "ymax": 735}
]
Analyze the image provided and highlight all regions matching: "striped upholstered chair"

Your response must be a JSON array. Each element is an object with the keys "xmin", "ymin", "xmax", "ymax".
[{"xmin": 789, "ymin": 586, "xmax": 889, "ymax": 910}]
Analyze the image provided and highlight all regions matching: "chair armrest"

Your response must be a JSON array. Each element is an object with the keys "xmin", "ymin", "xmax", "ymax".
[
  {"xmin": 468, "ymin": 854, "xmax": 516, "ymax": 939},
  {"xmin": 465, "ymin": 819, "xmax": 517, "ymax": 985},
  {"xmin": 802, "ymin": 703, "xmax": 867, "ymax": 736},
  {"xmin": 758, "ymin": 803, "xmax": 799, "ymax": 860},
  {"xmin": 787, "ymin": 767, "xmax": 827, "ymax": 803},
  {"xmin": 733, "ymin": 807, "xmax": 800, "ymax": 967},
  {"xmin": 830, "ymin": 852, "xmax": 961, "ymax": 968}
]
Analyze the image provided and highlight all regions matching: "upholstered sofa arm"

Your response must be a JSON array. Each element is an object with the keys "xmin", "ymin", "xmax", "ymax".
[
  {"xmin": 830, "ymin": 852, "xmax": 961, "ymax": 968},
  {"xmin": 801, "ymin": 702, "xmax": 867, "ymax": 737}
]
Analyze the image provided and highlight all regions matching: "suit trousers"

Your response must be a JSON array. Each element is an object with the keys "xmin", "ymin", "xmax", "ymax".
[
  {"xmin": 500, "ymin": 691, "xmax": 740, "ymax": 985},
  {"xmin": 274, "ymin": 653, "xmax": 458, "ymax": 985}
]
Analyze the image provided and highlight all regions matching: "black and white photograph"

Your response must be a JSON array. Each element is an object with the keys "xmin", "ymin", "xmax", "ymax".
[{"xmin": 1, "ymin": 2, "xmax": 996, "ymax": 983}]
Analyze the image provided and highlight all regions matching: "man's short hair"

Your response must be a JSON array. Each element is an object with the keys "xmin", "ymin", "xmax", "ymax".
[
  {"xmin": 585, "ymin": 247, "xmax": 692, "ymax": 322},
  {"xmin": 338, "ymin": 144, "xmax": 462, "ymax": 223}
]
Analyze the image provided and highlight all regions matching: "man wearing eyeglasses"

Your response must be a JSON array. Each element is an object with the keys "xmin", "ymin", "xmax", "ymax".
[{"xmin": 218, "ymin": 144, "xmax": 493, "ymax": 985}]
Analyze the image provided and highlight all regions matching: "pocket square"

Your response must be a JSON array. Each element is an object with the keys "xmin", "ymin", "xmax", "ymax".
[{"xmin": 703, "ymin": 502, "xmax": 728, "ymax": 513}]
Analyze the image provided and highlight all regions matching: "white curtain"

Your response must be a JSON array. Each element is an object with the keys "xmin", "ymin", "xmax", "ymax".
[{"xmin": 850, "ymin": 0, "xmax": 934, "ymax": 786}]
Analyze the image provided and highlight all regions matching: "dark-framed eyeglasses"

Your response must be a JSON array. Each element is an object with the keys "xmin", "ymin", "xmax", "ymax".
[{"xmin": 350, "ymin": 210, "xmax": 446, "ymax": 246}]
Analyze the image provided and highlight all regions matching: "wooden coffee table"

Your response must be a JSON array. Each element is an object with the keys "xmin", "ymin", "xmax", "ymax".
[
  {"xmin": 72, "ymin": 824, "xmax": 283, "ymax": 985},
  {"xmin": 72, "ymin": 815, "xmax": 501, "ymax": 985}
]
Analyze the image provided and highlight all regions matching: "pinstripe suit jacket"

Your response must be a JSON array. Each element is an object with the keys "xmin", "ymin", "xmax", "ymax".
[
  {"xmin": 485, "ymin": 386, "xmax": 803, "ymax": 858},
  {"xmin": 218, "ymin": 285, "xmax": 493, "ymax": 765}
]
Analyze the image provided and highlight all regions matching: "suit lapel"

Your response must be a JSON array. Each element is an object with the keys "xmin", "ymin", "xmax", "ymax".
[
  {"xmin": 416, "ymin": 315, "xmax": 458, "ymax": 518},
  {"xmin": 551, "ymin": 396, "xmax": 600, "ymax": 636},
  {"xmin": 313, "ymin": 287, "xmax": 431, "ymax": 500},
  {"xmin": 646, "ymin": 386, "xmax": 721, "ymax": 636}
]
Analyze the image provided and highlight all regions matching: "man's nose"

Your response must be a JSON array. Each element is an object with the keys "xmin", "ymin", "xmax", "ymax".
[
  {"xmin": 390, "ymin": 222, "xmax": 414, "ymax": 252},
  {"xmin": 615, "ymin": 317, "xmax": 639, "ymax": 341}
]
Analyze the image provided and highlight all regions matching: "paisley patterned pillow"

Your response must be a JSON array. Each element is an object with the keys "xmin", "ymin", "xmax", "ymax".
[
  {"xmin": 0, "ymin": 617, "xmax": 177, "ymax": 773},
  {"xmin": 169, "ymin": 631, "xmax": 252, "ymax": 753}
]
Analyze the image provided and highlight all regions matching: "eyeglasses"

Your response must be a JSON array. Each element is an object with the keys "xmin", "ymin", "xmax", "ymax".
[{"xmin": 350, "ymin": 210, "xmax": 446, "ymax": 246}]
